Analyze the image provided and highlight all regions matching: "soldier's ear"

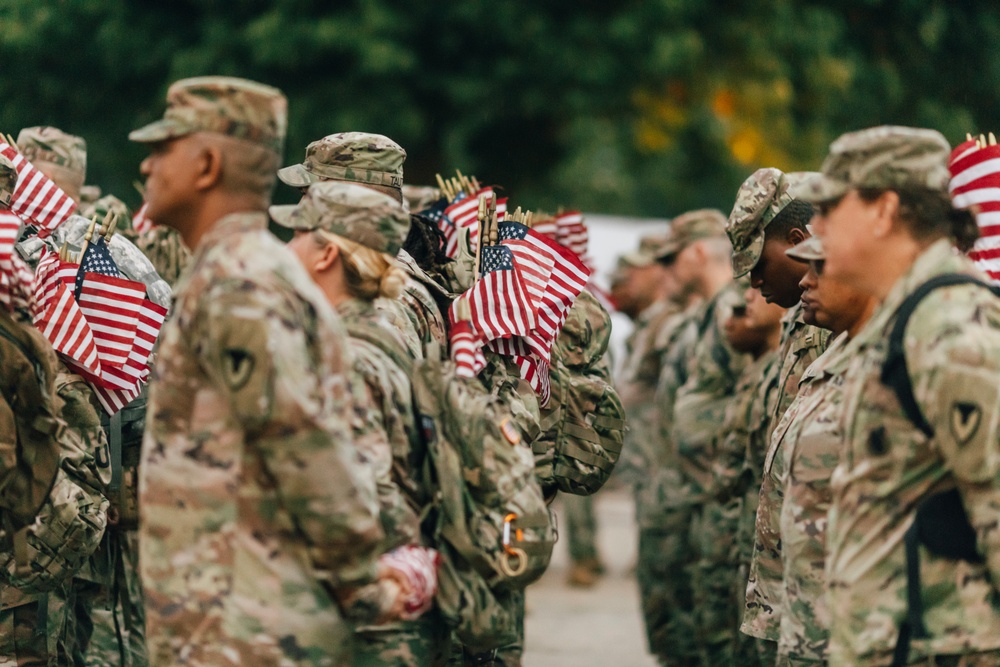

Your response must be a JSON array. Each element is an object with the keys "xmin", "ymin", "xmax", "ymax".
[
  {"xmin": 786, "ymin": 226, "xmax": 808, "ymax": 246},
  {"xmin": 191, "ymin": 139, "xmax": 223, "ymax": 192},
  {"xmin": 314, "ymin": 239, "xmax": 340, "ymax": 272}
]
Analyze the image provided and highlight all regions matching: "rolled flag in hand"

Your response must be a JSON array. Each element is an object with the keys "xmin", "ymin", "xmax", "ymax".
[
  {"xmin": 378, "ymin": 545, "xmax": 441, "ymax": 620},
  {"xmin": 450, "ymin": 319, "xmax": 486, "ymax": 378}
]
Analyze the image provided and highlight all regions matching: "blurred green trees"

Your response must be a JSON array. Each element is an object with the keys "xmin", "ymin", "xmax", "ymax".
[{"xmin": 1, "ymin": 0, "xmax": 997, "ymax": 216}]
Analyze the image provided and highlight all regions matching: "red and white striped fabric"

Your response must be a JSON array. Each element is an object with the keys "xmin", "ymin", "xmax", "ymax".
[
  {"xmin": 449, "ymin": 320, "xmax": 487, "ymax": 378},
  {"xmin": 450, "ymin": 244, "xmax": 536, "ymax": 343},
  {"xmin": 132, "ymin": 202, "xmax": 156, "ymax": 235},
  {"xmin": 530, "ymin": 215, "xmax": 558, "ymax": 241},
  {"xmin": 0, "ymin": 142, "xmax": 76, "ymax": 235},
  {"xmin": 444, "ymin": 187, "xmax": 493, "ymax": 257},
  {"xmin": 77, "ymin": 273, "xmax": 147, "ymax": 369},
  {"xmin": 496, "ymin": 221, "xmax": 591, "ymax": 363},
  {"xmin": 556, "ymin": 210, "xmax": 589, "ymax": 258},
  {"xmin": 33, "ymin": 249, "xmax": 101, "ymax": 376},
  {"xmin": 949, "ymin": 139, "xmax": 1000, "ymax": 282},
  {"xmin": 378, "ymin": 545, "xmax": 440, "ymax": 620},
  {"xmin": 515, "ymin": 354, "xmax": 551, "ymax": 407},
  {"xmin": 496, "ymin": 197, "xmax": 508, "ymax": 221},
  {"xmin": 0, "ymin": 211, "xmax": 34, "ymax": 314}
]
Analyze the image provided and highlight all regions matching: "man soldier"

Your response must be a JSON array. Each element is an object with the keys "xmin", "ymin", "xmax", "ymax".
[
  {"xmin": 131, "ymin": 76, "xmax": 400, "ymax": 666},
  {"xmin": 726, "ymin": 168, "xmax": 830, "ymax": 661}
]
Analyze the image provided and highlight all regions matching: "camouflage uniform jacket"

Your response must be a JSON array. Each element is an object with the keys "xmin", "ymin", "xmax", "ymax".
[
  {"xmin": 711, "ymin": 351, "xmax": 779, "ymax": 507},
  {"xmin": 667, "ymin": 282, "xmax": 752, "ymax": 507},
  {"xmin": 617, "ymin": 298, "xmax": 683, "ymax": 486},
  {"xmin": 742, "ymin": 303, "xmax": 829, "ymax": 642},
  {"xmin": 775, "ymin": 332, "xmax": 853, "ymax": 662},
  {"xmin": 827, "ymin": 239, "xmax": 1000, "ymax": 665},
  {"xmin": 340, "ymin": 297, "xmax": 423, "ymax": 552},
  {"xmin": 139, "ymin": 212, "xmax": 383, "ymax": 667},
  {"xmin": 638, "ymin": 305, "xmax": 701, "ymax": 528}
]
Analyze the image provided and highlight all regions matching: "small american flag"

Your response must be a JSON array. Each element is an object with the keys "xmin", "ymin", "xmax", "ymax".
[
  {"xmin": 556, "ymin": 210, "xmax": 589, "ymax": 258},
  {"xmin": 75, "ymin": 237, "xmax": 147, "ymax": 369},
  {"xmin": 417, "ymin": 198, "xmax": 453, "ymax": 256},
  {"xmin": 0, "ymin": 212, "xmax": 33, "ymax": 314},
  {"xmin": 445, "ymin": 188, "xmax": 493, "ymax": 257},
  {"xmin": 515, "ymin": 354, "xmax": 551, "ymax": 406},
  {"xmin": 530, "ymin": 215, "xmax": 558, "ymax": 241},
  {"xmin": 949, "ymin": 138, "xmax": 1000, "ymax": 282},
  {"xmin": 33, "ymin": 249, "xmax": 101, "ymax": 376},
  {"xmin": 132, "ymin": 202, "xmax": 156, "ymax": 235},
  {"xmin": 496, "ymin": 220, "xmax": 591, "ymax": 362},
  {"xmin": 449, "ymin": 320, "xmax": 486, "ymax": 378},
  {"xmin": 0, "ymin": 142, "xmax": 76, "ymax": 235},
  {"xmin": 450, "ymin": 244, "xmax": 536, "ymax": 343}
]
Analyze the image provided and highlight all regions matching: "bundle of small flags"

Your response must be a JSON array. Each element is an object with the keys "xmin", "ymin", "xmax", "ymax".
[
  {"xmin": 434, "ymin": 171, "xmax": 507, "ymax": 258},
  {"xmin": 378, "ymin": 545, "xmax": 440, "ymax": 620},
  {"xmin": 44, "ymin": 217, "xmax": 167, "ymax": 414},
  {"xmin": 0, "ymin": 136, "xmax": 76, "ymax": 236},
  {"xmin": 949, "ymin": 132, "xmax": 1000, "ymax": 283},
  {"xmin": 448, "ymin": 196, "xmax": 591, "ymax": 404}
]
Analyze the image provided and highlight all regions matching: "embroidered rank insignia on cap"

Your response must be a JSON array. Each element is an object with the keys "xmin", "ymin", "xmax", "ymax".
[
  {"xmin": 950, "ymin": 401, "xmax": 982, "ymax": 446},
  {"xmin": 500, "ymin": 419, "xmax": 521, "ymax": 446}
]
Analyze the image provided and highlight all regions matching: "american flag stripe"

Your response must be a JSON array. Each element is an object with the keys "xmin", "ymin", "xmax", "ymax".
[
  {"xmin": 133, "ymin": 202, "xmax": 156, "ymax": 234},
  {"xmin": 514, "ymin": 354, "xmax": 551, "ymax": 406},
  {"xmin": 444, "ymin": 188, "xmax": 493, "ymax": 256},
  {"xmin": 950, "ymin": 142, "xmax": 1000, "ymax": 284},
  {"xmin": 950, "ymin": 139, "xmax": 981, "ymax": 167},
  {"xmin": 77, "ymin": 273, "xmax": 146, "ymax": 368},
  {"xmin": 449, "ymin": 321, "xmax": 486, "ymax": 378},
  {"xmin": 0, "ymin": 143, "xmax": 76, "ymax": 233},
  {"xmin": 531, "ymin": 217, "xmax": 558, "ymax": 240}
]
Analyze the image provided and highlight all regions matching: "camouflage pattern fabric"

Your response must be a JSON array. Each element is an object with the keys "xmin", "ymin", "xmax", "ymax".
[
  {"xmin": 742, "ymin": 303, "xmax": 829, "ymax": 643},
  {"xmin": 563, "ymin": 493, "xmax": 598, "ymax": 563},
  {"xmin": 340, "ymin": 298, "xmax": 423, "ymax": 552},
  {"xmin": 535, "ymin": 290, "xmax": 625, "ymax": 497},
  {"xmin": 637, "ymin": 306, "xmax": 701, "ymax": 665},
  {"xmin": 827, "ymin": 239, "xmax": 1000, "ymax": 665},
  {"xmin": 790, "ymin": 126, "xmax": 951, "ymax": 204},
  {"xmin": 129, "ymin": 77, "xmax": 287, "ymax": 152},
  {"xmin": 772, "ymin": 332, "xmax": 853, "ymax": 664},
  {"xmin": 615, "ymin": 298, "xmax": 683, "ymax": 489},
  {"xmin": 0, "ymin": 155, "xmax": 15, "ymax": 207},
  {"xmin": 270, "ymin": 181, "xmax": 411, "ymax": 255},
  {"xmin": 83, "ymin": 531, "xmax": 147, "ymax": 667},
  {"xmin": 278, "ymin": 132, "xmax": 406, "ymax": 189},
  {"xmin": 133, "ymin": 226, "xmax": 191, "ymax": 288},
  {"xmin": 15, "ymin": 126, "xmax": 87, "ymax": 195},
  {"xmin": 726, "ymin": 167, "xmax": 798, "ymax": 278},
  {"xmin": 139, "ymin": 212, "xmax": 384, "ymax": 667},
  {"xmin": 695, "ymin": 352, "xmax": 779, "ymax": 667}
]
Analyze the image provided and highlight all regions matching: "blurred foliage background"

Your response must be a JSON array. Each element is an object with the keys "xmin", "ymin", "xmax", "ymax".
[{"xmin": 1, "ymin": 0, "xmax": 998, "ymax": 215}]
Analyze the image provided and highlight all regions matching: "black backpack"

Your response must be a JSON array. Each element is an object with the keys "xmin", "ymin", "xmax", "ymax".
[{"xmin": 884, "ymin": 274, "xmax": 1000, "ymax": 667}]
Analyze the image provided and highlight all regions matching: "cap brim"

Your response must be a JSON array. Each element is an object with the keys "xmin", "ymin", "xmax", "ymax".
[
  {"xmin": 128, "ymin": 118, "xmax": 192, "ymax": 144},
  {"xmin": 787, "ymin": 173, "xmax": 850, "ymax": 203},
  {"xmin": 654, "ymin": 241, "xmax": 681, "ymax": 261},
  {"xmin": 620, "ymin": 250, "xmax": 655, "ymax": 268},
  {"xmin": 268, "ymin": 204, "xmax": 310, "ymax": 229},
  {"xmin": 277, "ymin": 163, "xmax": 320, "ymax": 188},
  {"xmin": 785, "ymin": 238, "xmax": 824, "ymax": 263},
  {"xmin": 731, "ymin": 232, "xmax": 765, "ymax": 278}
]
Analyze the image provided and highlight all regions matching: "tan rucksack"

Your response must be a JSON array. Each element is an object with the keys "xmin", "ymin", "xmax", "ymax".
[{"xmin": 0, "ymin": 311, "xmax": 108, "ymax": 593}]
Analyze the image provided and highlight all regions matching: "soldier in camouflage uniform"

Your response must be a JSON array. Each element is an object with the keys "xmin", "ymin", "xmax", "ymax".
[
  {"xmin": 277, "ymin": 132, "xmax": 447, "ymax": 362},
  {"xmin": 639, "ymin": 210, "xmax": 731, "ymax": 667},
  {"xmin": 274, "ymin": 180, "xmax": 451, "ymax": 666},
  {"xmin": 726, "ymin": 168, "xmax": 830, "ymax": 660},
  {"xmin": 132, "ymin": 76, "xmax": 400, "ymax": 666},
  {"xmin": 15, "ymin": 126, "xmax": 87, "ymax": 203},
  {"xmin": 799, "ymin": 126, "xmax": 1000, "ymax": 666},
  {"xmin": 768, "ymin": 236, "xmax": 876, "ymax": 666},
  {"xmin": 704, "ymin": 287, "xmax": 785, "ymax": 667}
]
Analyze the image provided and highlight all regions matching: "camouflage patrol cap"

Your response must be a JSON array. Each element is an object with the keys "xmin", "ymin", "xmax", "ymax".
[
  {"xmin": 785, "ymin": 234, "xmax": 824, "ymax": 263},
  {"xmin": 620, "ymin": 231, "xmax": 670, "ymax": 268},
  {"xmin": 129, "ymin": 76, "xmax": 287, "ymax": 153},
  {"xmin": 16, "ymin": 126, "xmax": 87, "ymax": 192},
  {"xmin": 655, "ymin": 209, "xmax": 728, "ymax": 260},
  {"xmin": 277, "ymin": 132, "xmax": 406, "ymax": 189},
  {"xmin": 402, "ymin": 184, "xmax": 443, "ymax": 214},
  {"xmin": 726, "ymin": 168, "xmax": 815, "ymax": 277},
  {"xmin": 791, "ymin": 125, "xmax": 951, "ymax": 203},
  {"xmin": 0, "ymin": 155, "xmax": 15, "ymax": 207},
  {"xmin": 270, "ymin": 181, "xmax": 411, "ymax": 255}
]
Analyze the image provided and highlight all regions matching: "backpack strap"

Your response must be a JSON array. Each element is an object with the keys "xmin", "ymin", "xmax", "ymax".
[
  {"xmin": 885, "ymin": 273, "xmax": 1000, "ymax": 667},
  {"xmin": 881, "ymin": 273, "xmax": 1000, "ymax": 437}
]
